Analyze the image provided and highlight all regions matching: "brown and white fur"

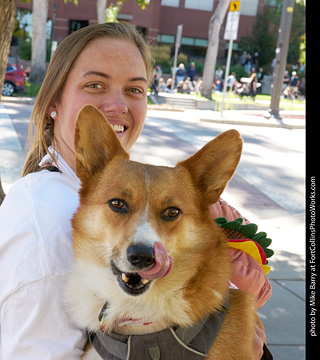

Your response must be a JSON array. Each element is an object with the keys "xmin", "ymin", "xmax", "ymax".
[{"xmin": 64, "ymin": 105, "xmax": 263, "ymax": 359}]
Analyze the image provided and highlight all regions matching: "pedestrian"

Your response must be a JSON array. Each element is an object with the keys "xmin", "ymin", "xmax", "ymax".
[
  {"xmin": 165, "ymin": 77, "xmax": 173, "ymax": 92},
  {"xmin": 150, "ymin": 67, "xmax": 159, "ymax": 96},
  {"xmin": 158, "ymin": 77, "xmax": 166, "ymax": 92},
  {"xmin": 187, "ymin": 62, "xmax": 196, "ymax": 82},
  {"xmin": 175, "ymin": 63, "xmax": 185, "ymax": 85},
  {"xmin": 257, "ymin": 67, "xmax": 264, "ymax": 94},
  {"xmin": 283, "ymin": 70, "xmax": 290, "ymax": 89},
  {"xmin": 0, "ymin": 22, "xmax": 270, "ymax": 359},
  {"xmin": 289, "ymin": 71, "xmax": 300, "ymax": 98},
  {"xmin": 226, "ymin": 72, "xmax": 237, "ymax": 93},
  {"xmin": 215, "ymin": 67, "xmax": 223, "ymax": 81},
  {"xmin": 245, "ymin": 53, "xmax": 252, "ymax": 74},
  {"xmin": 240, "ymin": 51, "xmax": 247, "ymax": 67},
  {"xmin": 252, "ymin": 52, "xmax": 259, "ymax": 69},
  {"xmin": 249, "ymin": 67, "xmax": 257, "ymax": 100}
]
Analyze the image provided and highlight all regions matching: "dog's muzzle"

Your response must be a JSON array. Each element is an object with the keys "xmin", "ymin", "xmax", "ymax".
[{"xmin": 112, "ymin": 242, "xmax": 173, "ymax": 296}]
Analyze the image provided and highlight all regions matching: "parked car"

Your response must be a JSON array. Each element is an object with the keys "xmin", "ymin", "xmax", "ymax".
[{"xmin": 2, "ymin": 64, "xmax": 26, "ymax": 96}]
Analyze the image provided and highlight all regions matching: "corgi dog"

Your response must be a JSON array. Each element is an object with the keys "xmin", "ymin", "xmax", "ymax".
[{"xmin": 64, "ymin": 105, "xmax": 263, "ymax": 360}]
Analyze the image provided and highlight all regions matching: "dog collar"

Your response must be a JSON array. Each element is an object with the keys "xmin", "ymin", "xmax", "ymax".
[{"xmin": 90, "ymin": 295, "xmax": 229, "ymax": 360}]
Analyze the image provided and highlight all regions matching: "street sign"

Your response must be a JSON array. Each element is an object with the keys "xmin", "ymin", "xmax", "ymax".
[
  {"xmin": 224, "ymin": 1, "xmax": 240, "ymax": 41},
  {"xmin": 175, "ymin": 24, "xmax": 183, "ymax": 48},
  {"xmin": 229, "ymin": 1, "xmax": 240, "ymax": 12},
  {"xmin": 224, "ymin": 11, "xmax": 240, "ymax": 40}
]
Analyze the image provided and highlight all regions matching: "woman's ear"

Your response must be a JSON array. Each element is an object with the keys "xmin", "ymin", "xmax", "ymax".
[{"xmin": 47, "ymin": 105, "xmax": 58, "ymax": 119}]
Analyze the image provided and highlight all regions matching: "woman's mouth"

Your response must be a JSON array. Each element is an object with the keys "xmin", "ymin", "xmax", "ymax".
[{"xmin": 110, "ymin": 124, "xmax": 127, "ymax": 134}]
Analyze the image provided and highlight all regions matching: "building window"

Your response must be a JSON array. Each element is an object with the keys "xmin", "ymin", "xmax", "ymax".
[
  {"xmin": 161, "ymin": 0, "xmax": 180, "ymax": 7},
  {"xmin": 240, "ymin": 0, "xmax": 259, "ymax": 16},
  {"xmin": 194, "ymin": 38, "xmax": 208, "ymax": 47},
  {"xmin": 181, "ymin": 37, "xmax": 194, "ymax": 46},
  {"xmin": 69, "ymin": 20, "xmax": 89, "ymax": 34},
  {"xmin": 157, "ymin": 34, "xmax": 175, "ymax": 44},
  {"xmin": 185, "ymin": 0, "xmax": 214, "ymax": 11}
]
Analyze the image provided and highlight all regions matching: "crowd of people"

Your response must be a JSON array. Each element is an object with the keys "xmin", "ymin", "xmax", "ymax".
[
  {"xmin": 149, "ymin": 50, "xmax": 305, "ymax": 101},
  {"xmin": 150, "ymin": 62, "xmax": 203, "ymax": 96}
]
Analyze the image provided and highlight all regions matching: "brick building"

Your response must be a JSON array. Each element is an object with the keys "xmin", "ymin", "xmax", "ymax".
[{"xmin": 16, "ymin": 0, "xmax": 264, "ymax": 60}]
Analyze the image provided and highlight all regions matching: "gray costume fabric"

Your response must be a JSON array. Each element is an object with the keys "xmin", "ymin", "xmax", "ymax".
[{"xmin": 89, "ymin": 298, "xmax": 228, "ymax": 360}]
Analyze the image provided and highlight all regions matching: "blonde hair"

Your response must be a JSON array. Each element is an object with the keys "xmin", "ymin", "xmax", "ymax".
[{"xmin": 22, "ymin": 22, "xmax": 153, "ymax": 176}]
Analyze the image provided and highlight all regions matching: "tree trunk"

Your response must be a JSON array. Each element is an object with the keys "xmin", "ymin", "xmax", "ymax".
[
  {"xmin": 97, "ymin": 0, "xmax": 107, "ymax": 24},
  {"xmin": 201, "ymin": 0, "xmax": 231, "ymax": 99},
  {"xmin": 0, "ymin": 0, "xmax": 17, "ymax": 99},
  {"xmin": 29, "ymin": 0, "xmax": 49, "ymax": 84}
]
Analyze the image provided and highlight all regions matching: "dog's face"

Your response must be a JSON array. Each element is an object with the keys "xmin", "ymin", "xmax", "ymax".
[{"xmin": 68, "ymin": 105, "xmax": 242, "ymax": 333}]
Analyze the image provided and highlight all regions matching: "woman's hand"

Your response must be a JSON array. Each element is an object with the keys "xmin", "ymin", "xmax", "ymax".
[{"xmin": 254, "ymin": 325, "xmax": 266, "ymax": 360}]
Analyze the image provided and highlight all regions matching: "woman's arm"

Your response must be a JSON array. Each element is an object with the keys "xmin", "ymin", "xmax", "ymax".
[
  {"xmin": 210, "ymin": 199, "xmax": 272, "ymax": 308},
  {"xmin": 1, "ymin": 276, "xmax": 86, "ymax": 359}
]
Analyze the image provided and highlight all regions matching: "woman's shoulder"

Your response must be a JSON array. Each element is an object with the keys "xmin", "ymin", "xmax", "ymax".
[
  {"xmin": 0, "ymin": 170, "xmax": 80, "ymax": 303},
  {"xmin": 2, "ymin": 169, "xmax": 79, "ymax": 213}
]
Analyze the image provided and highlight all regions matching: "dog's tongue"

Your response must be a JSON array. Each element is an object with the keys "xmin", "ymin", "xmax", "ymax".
[{"xmin": 138, "ymin": 242, "xmax": 173, "ymax": 280}]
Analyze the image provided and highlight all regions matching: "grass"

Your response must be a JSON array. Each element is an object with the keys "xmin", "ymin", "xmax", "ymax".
[
  {"xmin": 15, "ymin": 81, "xmax": 42, "ymax": 97},
  {"xmin": 211, "ymin": 92, "xmax": 305, "ymax": 111}
]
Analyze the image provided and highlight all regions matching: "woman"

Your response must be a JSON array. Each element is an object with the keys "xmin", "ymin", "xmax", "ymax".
[
  {"xmin": 249, "ymin": 68, "xmax": 258, "ymax": 100},
  {"xmin": 0, "ymin": 23, "xmax": 270, "ymax": 359}
]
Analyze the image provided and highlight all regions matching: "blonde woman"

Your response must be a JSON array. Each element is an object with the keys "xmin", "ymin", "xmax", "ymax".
[{"xmin": 0, "ymin": 23, "xmax": 270, "ymax": 359}]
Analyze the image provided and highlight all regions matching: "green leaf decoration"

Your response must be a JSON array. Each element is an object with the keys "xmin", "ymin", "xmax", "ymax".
[{"xmin": 214, "ymin": 217, "xmax": 274, "ymax": 262}]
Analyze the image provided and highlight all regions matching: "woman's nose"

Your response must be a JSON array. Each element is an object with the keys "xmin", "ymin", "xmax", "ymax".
[{"xmin": 100, "ymin": 90, "xmax": 128, "ymax": 115}]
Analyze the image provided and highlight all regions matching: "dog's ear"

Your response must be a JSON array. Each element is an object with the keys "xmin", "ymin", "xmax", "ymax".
[
  {"xmin": 178, "ymin": 129, "xmax": 243, "ymax": 205},
  {"xmin": 74, "ymin": 104, "xmax": 129, "ymax": 183}
]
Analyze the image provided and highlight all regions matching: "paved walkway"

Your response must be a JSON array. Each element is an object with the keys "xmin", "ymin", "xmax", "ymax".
[{"xmin": 0, "ymin": 97, "xmax": 306, "ymax": 359}]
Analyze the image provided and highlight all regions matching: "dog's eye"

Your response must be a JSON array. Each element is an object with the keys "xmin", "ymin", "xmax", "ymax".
[
  {"xmin": 161, "ymin": 207, "xmax": 181, "ymax": 221},
  {"xmin": 108, "ymin": 199, "xmax": 129, "ymax": 213}
]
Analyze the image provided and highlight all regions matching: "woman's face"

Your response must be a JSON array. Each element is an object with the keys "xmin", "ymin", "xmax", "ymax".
[{"xmin": 50, "ymin": 37, "xmax": 148, "ymax": 171}]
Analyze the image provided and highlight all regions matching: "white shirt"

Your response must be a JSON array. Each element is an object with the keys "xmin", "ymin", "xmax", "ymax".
[{"xmin": 0, "ymin": 149, "xmax": 86, "ymax": 359}]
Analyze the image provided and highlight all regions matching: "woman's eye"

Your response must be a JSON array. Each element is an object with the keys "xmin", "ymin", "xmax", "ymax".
[
  {"xmin": 107, "ymin": 199, "xmax": 129, "ymax": 213},
  {"xmin": 87, "ymin": 83, "xmax": 103, "ymax": 89},
  {"xmin": 161, "ymin": 207, "xmax": 181, "ymax": 221},
  {"xmin": 127, "ymin": 87, "xmax": 143, "ymax": 94}
]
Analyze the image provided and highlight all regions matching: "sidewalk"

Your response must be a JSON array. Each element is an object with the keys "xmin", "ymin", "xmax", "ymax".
[{"xmin": 0, "ymin": 98, "xmax": 306, "ymax": 359}]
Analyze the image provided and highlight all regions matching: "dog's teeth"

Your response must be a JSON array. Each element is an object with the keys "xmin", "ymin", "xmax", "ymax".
[
  {"xmin": 141, "ymin": 279, "xmax": 149, "ymax": 285},
  {"xmin": 122, "ymin": 273, "xmax": 130, "ymax": 283}
]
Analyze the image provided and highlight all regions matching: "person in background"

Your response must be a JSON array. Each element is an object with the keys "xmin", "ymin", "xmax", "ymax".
[
  {"xmin": 187, "ymin": 62, "xmax": 197, "ymax": 82},
  {"xmin": 257, "ymin": 67, "xmax": 264, "ymax": 94},
  {"xmin": 249, "ymin": 67, "xmax": 258, "ymax": 100},
  {"xmin": 215, "ymin": 67, "xmax": 223, "ymax": 81},
  {"xmin": 175, "ymin": 63, "xmax": 186, "ymax": 86},
  {"xmin": 227, "ymin": 72, "xmax": 238, "ymax": 93}
]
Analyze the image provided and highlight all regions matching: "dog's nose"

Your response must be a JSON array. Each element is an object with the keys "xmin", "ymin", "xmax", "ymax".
[{"xmin": 127, "ymin": 244, "xmax": 155, "ymax": 269}]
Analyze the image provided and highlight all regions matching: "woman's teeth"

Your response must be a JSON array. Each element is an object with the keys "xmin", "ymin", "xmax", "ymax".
[{"xmin": 111, "ymin": 124, "xmax": 125, "ymax": 133}]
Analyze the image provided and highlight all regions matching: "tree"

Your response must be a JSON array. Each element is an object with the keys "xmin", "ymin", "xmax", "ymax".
[
  {"xmin": 201, "ymin": 0, "xmax": 231, "ymax": 99},
  {"xmin": 97, "ymin": 0, "xmax": 108, "ymax": 24},
  {"xmin": 0, "ymin": 0, "xmax": 17, "ymax": 99},
  {"xmin": 28, "ymin": 0, "xmax": 49, "ymax": 84}
]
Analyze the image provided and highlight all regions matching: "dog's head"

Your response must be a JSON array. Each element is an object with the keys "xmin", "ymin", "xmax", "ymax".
[{"xmin": 70, "ymin": 105, "xmax": 242, "ymax": 330}]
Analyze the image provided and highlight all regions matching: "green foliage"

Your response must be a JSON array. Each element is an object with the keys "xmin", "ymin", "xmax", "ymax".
[
  {"xmin": 17, "ymin": 38, "xmax": 52, "ymax": 63},
  {"xmin": 150, "ymin": 45, "xmax": 171, "ymax": 71},
  {"xmin": 238, "ymin": 13, "xmax": 277, "ymax": 69},
  {"xmin": 18, "ymin": 38, "xmax": 32, "ymax": 60},
  {"xmin": 106, "ymin": 0, "xmax": 150, "ymax": 22},
  {"xmin": 239, "ymin": 1, "xmax": 306, "ymax": 70}
]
